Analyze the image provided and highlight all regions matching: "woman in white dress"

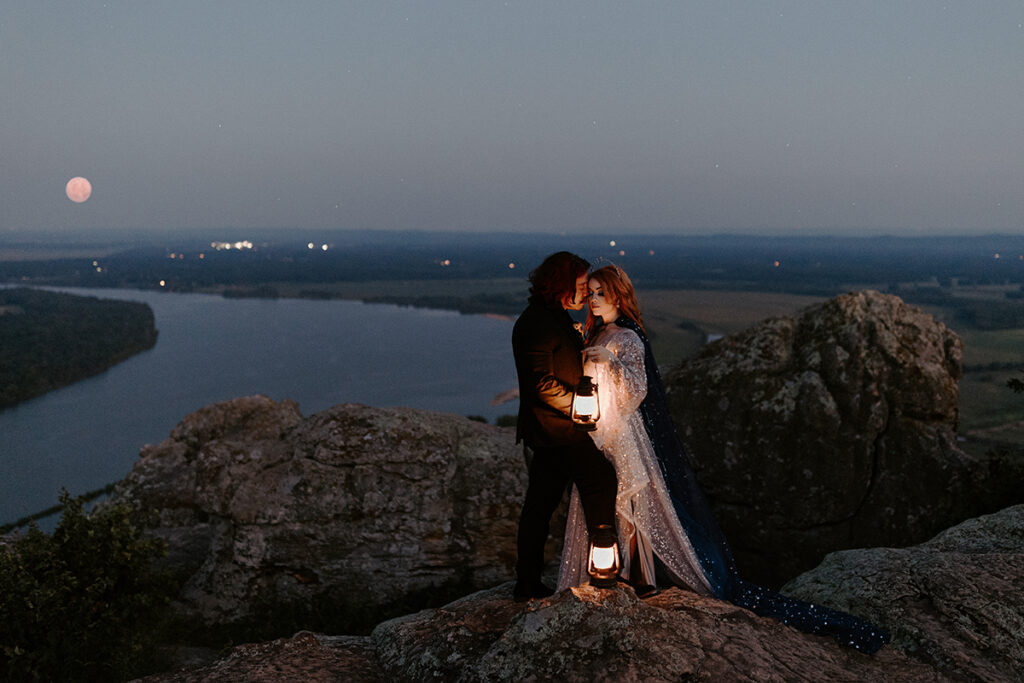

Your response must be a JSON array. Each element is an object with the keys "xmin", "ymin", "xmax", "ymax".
[{"xmin": 557, "ymin": 265, "xmax": 890, "ymax": 654}]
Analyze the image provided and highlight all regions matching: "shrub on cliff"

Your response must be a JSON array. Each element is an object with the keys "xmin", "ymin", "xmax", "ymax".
[{"xmin": 0, "ymin": 492, "xmax": 174, "ymax": 681}]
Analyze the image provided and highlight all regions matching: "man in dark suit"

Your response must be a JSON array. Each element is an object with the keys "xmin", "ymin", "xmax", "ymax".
[{"xmin": 511, "ymin": 251, "xmax": 618, "ymax": 600}]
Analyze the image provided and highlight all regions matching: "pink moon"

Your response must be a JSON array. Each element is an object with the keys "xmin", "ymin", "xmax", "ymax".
[{"xmin": 65, "ymin": 177, "xmax": 92, "ymax": 203}]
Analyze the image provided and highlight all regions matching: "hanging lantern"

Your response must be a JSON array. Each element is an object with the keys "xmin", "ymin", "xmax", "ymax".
[
  {"xmin": 571, "ymin": 375, "xmax": 600, "ymax": 431},
  {"xmin": 587, "ymin": 524, "xmax": 620, "ymax": 588}
]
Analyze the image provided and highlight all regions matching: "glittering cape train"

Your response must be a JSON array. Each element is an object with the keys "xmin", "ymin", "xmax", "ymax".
[{"xmin": 611, "ymin": 315, "xmax": 889, "ymax": 654}]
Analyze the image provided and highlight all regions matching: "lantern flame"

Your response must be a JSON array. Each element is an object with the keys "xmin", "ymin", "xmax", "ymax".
[
  {"xmin": 590, "ymin": 545, "xmax": 617, "ymax": 571},
  {"xmin": 587, "ymin": 523, "xmax": 620, "ymax": 587},
  {"xmin": 573, "ymin": 394, "xmax": 598, "ymax": 419},
  {"xmin": 572, "ymin": 375, "xmax": 600, "ymax": 431}
]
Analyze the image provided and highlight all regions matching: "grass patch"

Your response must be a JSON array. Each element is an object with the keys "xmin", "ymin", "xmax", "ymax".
[
  {"xmin": 959, "ymin": 370, "xmax": 1024, "ymax": 432},
  {"xmin": 639, "ymin": 289, "xmax": 827, "ymax": 367},
  {"xmin": 948, "ymin": 322, "xmax": 1024, "ymax": 433},
  {"xmin": 958, "ymin": 328, "xmax": 1024, "ymax": 367}
]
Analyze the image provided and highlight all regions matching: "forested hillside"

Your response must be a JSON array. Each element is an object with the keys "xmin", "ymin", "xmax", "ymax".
[{"xmin": 0, "ymin": 288, "xmax": 157, "ymax": 409}]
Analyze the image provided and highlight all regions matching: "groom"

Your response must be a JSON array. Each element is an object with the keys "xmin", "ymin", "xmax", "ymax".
[{"xmin": 511, "ymin": 251, "xmax": 618, "ymax": 600}]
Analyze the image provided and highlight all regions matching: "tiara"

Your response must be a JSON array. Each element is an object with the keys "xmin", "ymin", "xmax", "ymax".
[{"xmin": 591, "ymin": 256, "xmax": 626, "ymax": 280}]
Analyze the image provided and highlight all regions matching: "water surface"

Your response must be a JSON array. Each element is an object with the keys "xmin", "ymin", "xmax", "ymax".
[{"xmin": 0, "ymin": 287, "xmax": 519, "ymax": 524}]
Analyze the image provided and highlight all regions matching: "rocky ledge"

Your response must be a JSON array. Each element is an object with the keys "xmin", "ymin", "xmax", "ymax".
[
  {"xmin": 785, "ymin": 504, "xmax": 1024, "ymax": 681},
  {"xmin": 140, "ymin": 505, "xmax": 1024, "ymax": 682}
]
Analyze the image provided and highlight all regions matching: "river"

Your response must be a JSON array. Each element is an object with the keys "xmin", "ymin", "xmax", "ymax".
[{"xmin": 0, "ymin": 287, "xmax": 520, "ymax": 525}]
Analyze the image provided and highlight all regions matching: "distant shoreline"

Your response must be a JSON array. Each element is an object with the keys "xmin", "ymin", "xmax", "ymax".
[{"xmin": 209, "ymin": 281, "xmax": 527, "ymax": 318}]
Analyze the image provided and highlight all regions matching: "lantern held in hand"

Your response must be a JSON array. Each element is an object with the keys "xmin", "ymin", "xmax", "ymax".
[
  {"xmin": 587, "ymin": 524, "xmax": 620, "ymax": 587},
  {"xmin": 571, "ymin": 375, "xmax": 600, "ymax": 431}
]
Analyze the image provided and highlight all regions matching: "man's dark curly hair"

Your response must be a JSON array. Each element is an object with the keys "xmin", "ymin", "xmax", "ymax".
[{"xmin": 529, "ymin": 251, "xmax": 590, "ymax": 307}]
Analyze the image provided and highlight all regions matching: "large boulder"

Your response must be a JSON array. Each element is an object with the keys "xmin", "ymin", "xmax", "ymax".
[
  {"xmin": 785, "ymin": 504, "xmax": 1024, "ymax": 682},
  {"xmin": 110, "ymin": 395, "xmax": 542, "ymax": 633},
  {"xmin": 663, "ymin": 290, "xmax": 1005, "ymax": 585}
]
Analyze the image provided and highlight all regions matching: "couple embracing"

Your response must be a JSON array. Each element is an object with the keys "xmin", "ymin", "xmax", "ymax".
[{"xmin": 511, "ymin": 251, "xmax": 890, "ymax": 654}]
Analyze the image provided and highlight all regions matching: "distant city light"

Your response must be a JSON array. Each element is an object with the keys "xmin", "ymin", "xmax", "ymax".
[
  {"xmin": 169, "ymin": 252, "xmax": 177, "ymax": 259},
  {"xmin": 773, "ymin": 260, "xmax": 781, "ymax": 267},
  {"xmin": 210, "ymin": 240, "xmax": 253, "ymax": 251},
  {"xmin": 199, "ymin": 253, "xmax": 205, "ymax": 259},
  {"xmin": 159, "ymin": 280, "xmax": 166, "ymax": 287},
  {"xmin": 307, "ymin": 242, "xmax": 315, "ymax": 249},
  {"xmin": 321, "ymin": 244, "xmax": 329, "ymax": 251},
  {"xmin": 994, "ymin": 253, "xmax": 1000, "ymax": 259},
  {"xmin": 648, "ymin": 250, "xmax": 655, "ymax": 256},
  {"xmin": 441, "ymin": 259, "xmax": 451, "ymax": 266},
  {"xmin": 618, "ymin": 250, "xmax": 625, "ymax": 256},
  {"xmin": 95, "ymin": 267, "xmax": 102, "ymax": 273},
  {"xmin": 508, "ymin": 262, "xmax": 515, "ymax": 269},
  {"xmin": 92, "ymin": 261, "xmax": 98, "ymax": 267},
  {"xmin": 609, "ymin": 240, "xmax": 616, "ymax": 247}
]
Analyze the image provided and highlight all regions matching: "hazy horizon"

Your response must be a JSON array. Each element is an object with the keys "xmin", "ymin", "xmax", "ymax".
[
  {"xmin": 10, "ymin": 227, "xmax": 1024, "ymax": 253},
  {"xmin": 3, "ymin": 2, "xmax": 1023, "ymax": 236}
]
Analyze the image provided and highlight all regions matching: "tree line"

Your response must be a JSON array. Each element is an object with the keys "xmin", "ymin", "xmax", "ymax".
[{"xmin": 0, "ymin": 288, "xmax": 158, "ymax": 410}]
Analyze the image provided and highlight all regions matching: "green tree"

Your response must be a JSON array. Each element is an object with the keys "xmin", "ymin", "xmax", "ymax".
[{"xmin": 0, "ymin": 492, "xmax": 174, "ymax": 681}]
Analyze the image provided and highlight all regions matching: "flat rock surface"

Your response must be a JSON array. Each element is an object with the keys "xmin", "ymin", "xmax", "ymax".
[{"xmin": 785, "ymin": 504, "xmax": 1024, "ymax": 682}]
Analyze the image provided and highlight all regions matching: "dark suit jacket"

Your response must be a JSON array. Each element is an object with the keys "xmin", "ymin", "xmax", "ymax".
[{"xmin": 512, "ymin": 296, "xmax": 589, "ymax": 448}]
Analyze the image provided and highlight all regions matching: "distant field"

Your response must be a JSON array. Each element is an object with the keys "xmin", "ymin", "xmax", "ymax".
[
  {"xmin": 927, "ymin": 301, "xmax": 1024, "ymax": 433},
  {"xmin": 955, "ymin": 328, "xmax": 1024, "ymax": 433},
  {"xmin": 0, "ymin": 247, "xmax": 125, "ymax": 262},
  {"xmin": 639, "ymin": 289, "xmax": 827, "ymax": 367},
  {"xmin": 959, "ymin": 371, "xmax": 1024, "ymax": 433},
  {"xmin": 957, "ymin": 328, "xmax": 1024, "ymax": 366}
]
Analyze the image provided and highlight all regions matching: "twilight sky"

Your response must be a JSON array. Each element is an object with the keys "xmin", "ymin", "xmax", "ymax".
[{"xmin": 2, "ymin": 2, "xmax": 1023, "ymax": 236}]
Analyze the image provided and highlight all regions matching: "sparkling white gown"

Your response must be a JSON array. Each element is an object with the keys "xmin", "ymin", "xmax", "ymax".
[{"xmin": 557, "ymin": 323, "xmax": 712, "ymax": 595}]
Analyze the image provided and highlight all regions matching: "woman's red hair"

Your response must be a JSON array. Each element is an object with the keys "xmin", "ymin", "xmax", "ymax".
[{"xmin": 584, "ymin": 265, "xmax": 644, "ymax": 338}]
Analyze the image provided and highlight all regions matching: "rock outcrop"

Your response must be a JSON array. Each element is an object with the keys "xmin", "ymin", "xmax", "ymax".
[
  {"xmin": 372, "ymin": 584, "xmax": 933, "ymax": 682},
  {"xmin": 663, "ymin": 290, "xmax": 1008, "ymax": 585},
  {"xmin": 785, "ymin": 504, "xmax": 1024, "ymax": 682},
  {"xmin": 111, "ymin": 396, "xmax": 547, "ymax": 632},
  {"xmin": 141, "ymin": 504, "xmax": 1024, "ymax": 682},
  {"xmin": 142, "ymin": 585, "xmax": 937, "ymax": 682}
]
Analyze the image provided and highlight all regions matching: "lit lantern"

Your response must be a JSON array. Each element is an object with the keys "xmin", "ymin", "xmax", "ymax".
[
  {"xmin": 571, "ymin": 375, "xmax": 600, "ymax": 431},
  {"xmin": 587, "ymin": 524, "xmax": 620, "ymax": 587}
]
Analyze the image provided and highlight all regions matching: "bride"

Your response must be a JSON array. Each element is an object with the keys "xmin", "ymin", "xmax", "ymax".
[{"xmin": 557, "ymin": 264, "xmax": 890, "ymax": 654}]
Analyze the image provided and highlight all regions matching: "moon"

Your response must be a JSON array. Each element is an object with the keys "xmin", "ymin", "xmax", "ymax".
[{"xmin": 65, "ymin": 177, "xmax": 92, "ymax": 203}]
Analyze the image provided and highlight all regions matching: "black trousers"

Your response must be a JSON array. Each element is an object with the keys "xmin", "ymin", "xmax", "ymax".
[{"xmin": 514, "ymin": 439, "xmax": 618, "ymax": 584}]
